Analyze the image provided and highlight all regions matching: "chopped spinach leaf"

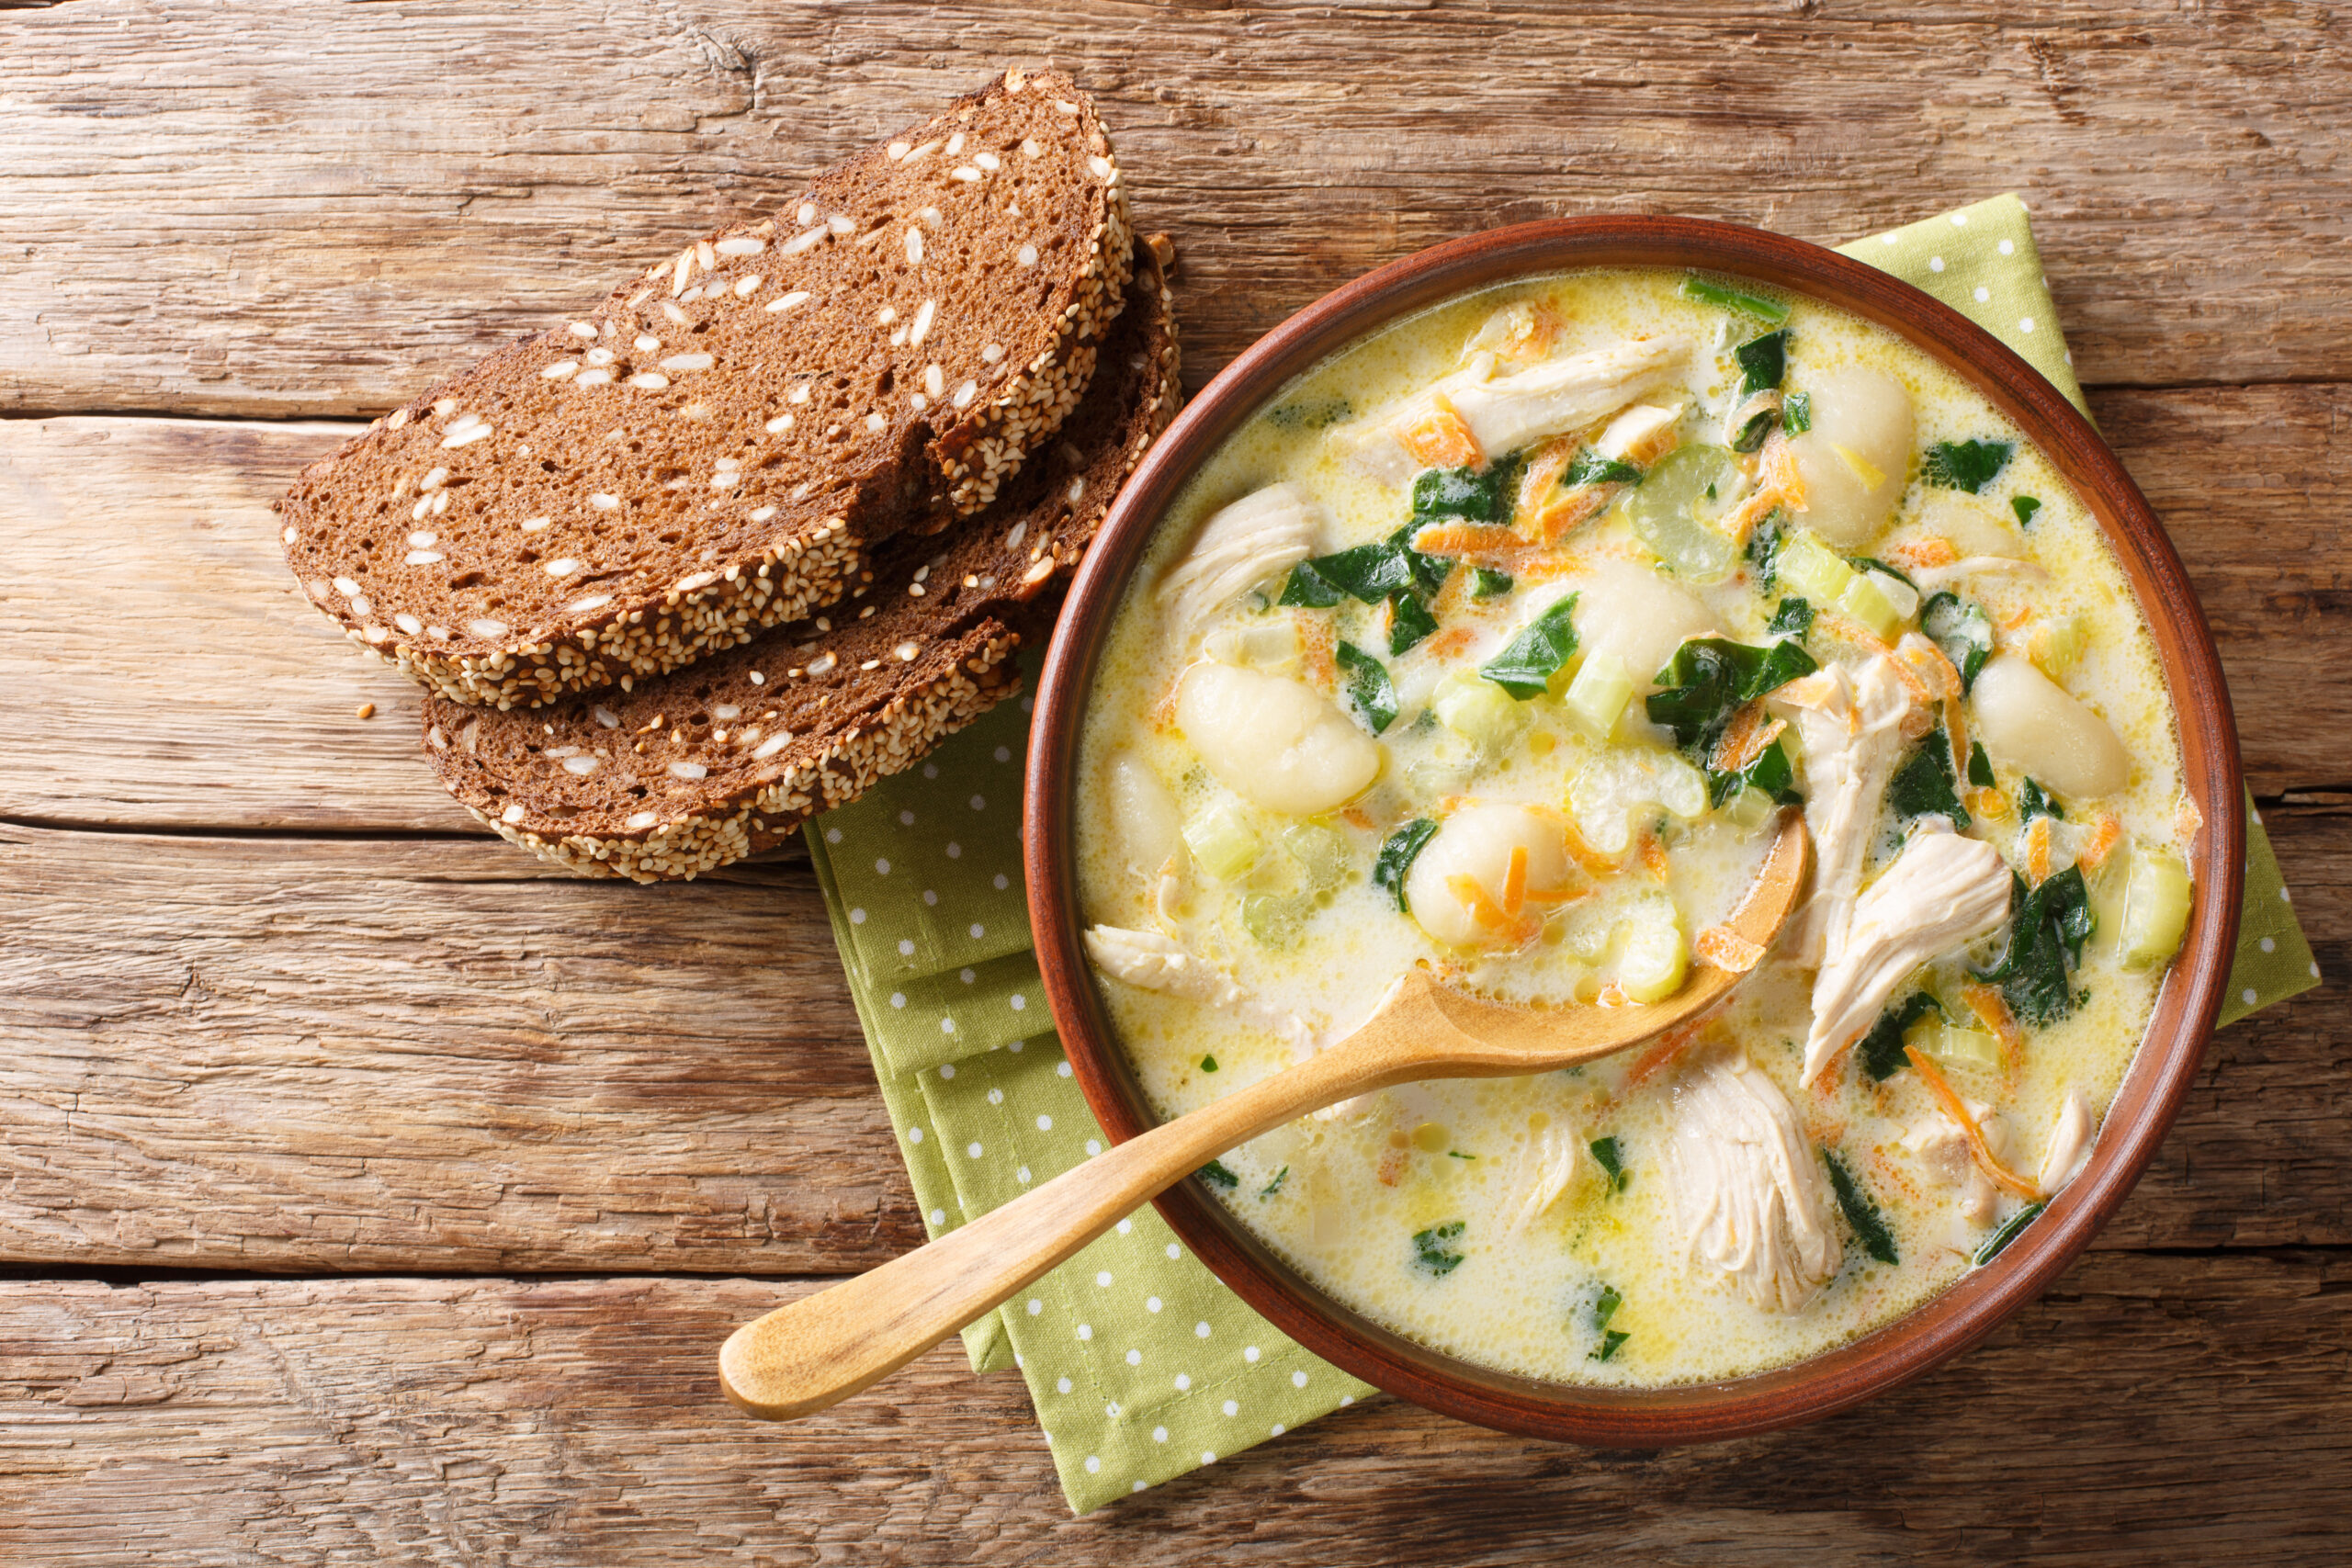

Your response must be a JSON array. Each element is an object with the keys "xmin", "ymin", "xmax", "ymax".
[
  {"xmin": 1887, "ymin": 725, "xmax": 1971, "ymax": 828},
  {"xmin": 1199, "ymin": 1055, "xmax": 1218, "ymax": 1074},
  {"xmin": 1679, "ymin": 273, "xmax": 1791, "ymax": 324},
  {"xmin": 1768, "ymin": 595, "xmax": 1815, "ymax": 639},
  {"xmin": 1974, "ymin": 1201, "xmax": 2047, "ymax": 1265},
  {"xmin": 1387, "ymin": 521, "xmax": 1458, "ymax": 598},
  {"xmin": 1589, "ymin": 1136, "xmax": 1628, "ymax": 1193},
  {"xmin": 1410, "ymin": 455, "xmax": 1521, "ymax": 528},
  {"xmin": 1266, "ymin": 396, "xmax": 1353, "ymax": 431},
  {"xmin": 1479, "ymin": 592, "xmax": 1581, "ymax": 700},
  {"xmin": 1258, "ymin": 1166, "xmax": 1289, "ymax": 1201},
  {"xmin": 1974, "ymin": 866, "xmax": 2095, "ymax": 1024},
  {"xmin": 2011, "ymin": 494, "xmax": 2043, "ymax": 529},
  {"xmin": 1595, "ymin": 1329, "xmax": 1630, "ymax": 1361},
  {"xmin": 1470, "ymin": 566, "xmax": 1514, "ymax": 599},
  {"xmin": 1410, "ymin": 1220, "xmax": 1467, "ymax": 1278},
  {"xmin": 1824, "ymin": 1151, "xmax": 1900, "ymax": 1265},
  {"xmin": 1784, "ymin": 389, "xmax": 1813, "ymax": 433},
  {"xmin": 1589, "ymin": 1284, "xmax": 1629, "ymax": 1360},
  {"xmin": 1849, "ymin": 555, "xmax": 1917, "ymax": 591},
  {"xmin": 1199, "ymin": 1159, "xmax": 1239, "ymax": 1191},
  {"xmin": 1922, "ymin": 592, "xmax": 1995, "ymax": 692},
  {"xmin": 1969, "ymin": 740, "xmax": 1996, "ymax": 789},
  {"xmin": 1859, "ymin": 990, "xmax": 1945, "ymax": 1081},
  {"xmin": 1735, "ymin": 330, "xmax": 1790, "ymax": 397},
  {"xmin": 1295, "ymin": 540, "xmax": 1416, "ymax": 604},
  {"xmin": 1385, "ymin": 590, "xmax": 1439, "ymax": 656},
  {"xmin": 1335, "ymin": 640, "xmax": 1399, "ymax": 735},
  {"xmin": 1564, "ymin": 451, "xmax": 1645, "ymax": 489},
  {"xmin": 1746, "ymin": 513, "xmax": 1786, "ymax": 590},
  {"xmin": 1729, "ymin": 404, "xmax": 1778, "ymax": 454},
  {"xmin": 1276, "ymin": 558, "xmax": 1343, "ymax": 608},
  {"xmin": 2019, "ymin": 777, "xmax": 2064, "ymax": 822},
  {"xmin": 1922, "ymin": 438, "xmax": 2015, "ymax": 494},
  {"xmin": 1645, "ymin": 637, "xmax": 1820, "ymax": 757},
  {"xmin": 1373, "ymin": 818, "xmax": 1442, "ymax": 913},
  {"xmin": 1707, "ymin": 735, "xmax": 1802, "ymax": 810}
]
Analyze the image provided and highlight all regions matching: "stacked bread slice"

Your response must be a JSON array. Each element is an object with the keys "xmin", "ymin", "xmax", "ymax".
[{"xmin": 281, "ymin": 69, "xmax": 1180, "ymax": 880}]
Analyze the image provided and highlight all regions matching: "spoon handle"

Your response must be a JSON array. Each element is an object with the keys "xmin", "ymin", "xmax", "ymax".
[{"xmin": 718, "ymin": 1002, "xmax": 1446, "ymax": 1420}]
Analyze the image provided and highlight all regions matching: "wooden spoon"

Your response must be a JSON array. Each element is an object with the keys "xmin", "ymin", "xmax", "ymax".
[{"xmin": 718, "ymin": 813, "xmax": 1808, "ymax": 1420}]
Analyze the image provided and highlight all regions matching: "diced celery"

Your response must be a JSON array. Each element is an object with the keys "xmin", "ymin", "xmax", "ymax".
[
  {"xmin": 1281, "ymin": 820, "xmax": 1351, "ymax": 894},
  {"xmin": 2030, "ymin": 613, "xmax": 2087, "ymax": 678},
  {"xmin": 2120, "ymin": 848, "xmax": 2192, "ymax": 969},
  {"xmin": 1561, "ymin": 650, "xmax": 1635, "ymax": 738},
  {"xmin": 1240, "ymin": 892, "xmax": 1306, "ymax": 948},
  {"xmin": 1182, "ymin": 800, "xmax": 1260, "ymax": 882},
  {"xmin": 1615, "ymin": 903, "xmax": 1689, "ymax": 1004},
  {"xmin": 1432, "ymin": 670, "xmax": 1531, "ymax": 753},
  {"xmin": 1908, "ymin": 1018, "xmax": 2002, "ymax": 1072},
  {"xmin": 1622, "ymin": 445, "xmax": 1741, "ymax": 583},
  {"xmin": 1775, "ymin": 529, "xmax": 1857, "ymax": 608},
  {"xmin": 1837, "ymin": 573, "xmax": 1905, "ymax": 641},
  {"xmin": 1722, "ymin": 784, "xmax": 1778, "ymax": 831}
]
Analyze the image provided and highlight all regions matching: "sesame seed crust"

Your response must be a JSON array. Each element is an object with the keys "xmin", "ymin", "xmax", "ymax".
[{"xmin": 283, "ymin": 68, "xmax": 1129, "ymax": 710}]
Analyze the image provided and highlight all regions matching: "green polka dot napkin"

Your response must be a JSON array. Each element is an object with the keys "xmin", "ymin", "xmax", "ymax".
[{"xmin": 803, "ymin": 193, "xmax": 2318, "ymax": 1514}]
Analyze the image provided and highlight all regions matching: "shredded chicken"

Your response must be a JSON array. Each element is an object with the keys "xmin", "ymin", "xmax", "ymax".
[
  {"xmin": 1506, "ymin": 1123, "xmax": 1581, "ymax": 1236},
  {"xmin": 2038, "ymin": 1088, "xmax": 2097, "ymax": 1194},
  {"xmin": 1902, "ymin": 1095, "xmax": 2013, "ymax": 1226},
  {"xmin": 1082, "ymin": 925, "xmax": 1241, "ymax": 1006},
  {"xmin": 1664, "ymin": 1049, "xmax": 1842, "ymax": 1314},
  {"xmin": 1909, "ymin": 555, "xmax": 2052, "ymax": 594},
  {"xmin": 1338, "ymin": 338, "xmax": 1686, "ymax": 483},
  {"xmin": 1593, "ymin": 400, "xmax": 1684, "ymax": 464},
  {"xmin": 1767, "ymin": 654, "xmax": 1919, "ymax": 968},
  {"xmin": 1156, "ymin": 483, "xmax": 1322, "ymax": 632}
]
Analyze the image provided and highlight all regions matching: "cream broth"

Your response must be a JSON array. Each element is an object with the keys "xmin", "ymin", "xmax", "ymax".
[{"xmin": 1075, "ymin": 268, "xmax": 2189, "ymax": 1386}]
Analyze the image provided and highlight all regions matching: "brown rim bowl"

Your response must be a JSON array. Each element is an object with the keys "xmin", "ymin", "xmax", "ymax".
[{"xmin": 1023, "ymin": 217, "xmax": 2244, "ymax": 1446}]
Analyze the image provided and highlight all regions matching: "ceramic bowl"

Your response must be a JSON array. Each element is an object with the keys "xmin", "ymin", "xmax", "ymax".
[{"xmin": 1023, "ymin": 218, "xmax": 2244, "ymax": 1444}]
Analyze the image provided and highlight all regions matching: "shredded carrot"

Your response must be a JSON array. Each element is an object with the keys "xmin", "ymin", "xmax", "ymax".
[
  {"xmin": 2078, "ymin": 812, "xmax": 2124, "ymax": 872},
  {"xmin": 1719, "ymin": 435, "xmax": 1806, "ymax": 545},
  {"xmin": 1885, "ymin": 654, "xmax": 1935, "ymax": 708},
  {"xmin": 1409, "ymin": 522, "xmax": 1526, "ymax": 565},
  {"xmin": 1295, "ymin": 615, "xmax": 1336, "ymax": 690},
  {"xmin": 1550, "ymin": 807, "xmax": 1623, "ymax": 877},
  {"xmin": 1970, "ymin": 787, "xmax": 2010, "ymax": 820},
  {"xmin": 1501, "ymin": 844, "xmax": 1528, "ymax": 917},
  {"xmin": 1448, "ymin": 874, "xmax": 1536, "ymax": 944},
  {"xmin": 1375, "ymin": 1145, "xmax": 1408, "ymax": 1188},
  {"xmin": 1625, "ymin": 1021, "xmax": 1702, "ymax": 1086},
  {"xmin": 1891, "ymin": 536, "xmax": 1959, "ymax": 570},
  {"xmin": 1512, "ymin": 436, "xmax": 1577, "ymax": 528},
  {"xmin": 1593, "ymin": 981, "xmax": 1632, "ymax": 1009},
  {"xmin": 1900, "ymin": 636, "xmax": 1963, "ymax": 704},
  {"xmin": 1419, "ymin": 624, "xmax": 1477, "ymax": 661},
  {"xmin": 1905, "ymin": 1045, "xmax": 2041, "ymax": 1200},
  {"xmin": 1397, "ymin": 399, "xmax": 1482, "ymax": 470},
  {"xmin": 2024, "ymin": 816, "xmax": 2053, "ymax": 886},
  {"xmin": 1693, "ymin": 925, "xmax": 1766, "ymax": 974},
  {"xmin": 1812, "ymin": 607, "xmax": 1892, "ymax": 654},
  {"xmin": 1527, "ymin": 484, "xmax": 1611, "ymax": 545},
  {"xmin": 1638, "ymin": 827, "xmax": 1671, "ymax": 884},
  {"xmin": 1342, "ymin": 806, "xmax": 1375, "ymax": 832},
  {"xmin": 1711, "ymin": 704, "xmax": 1785, "ymax": 775},
  {"xmin": 1962, "ymin": 981, "xmax": 2027, "ymax": 1086},
  {"xmin": 1999, "ymin": 605, "xmax": 2032, "ymax": 631}
]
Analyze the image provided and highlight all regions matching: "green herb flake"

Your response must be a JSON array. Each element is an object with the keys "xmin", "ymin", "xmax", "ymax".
[
  {"xmin": 1974, "ymin": 1201, "xmax": 2047, "ymax": 1265},
  {"xmin": 1564, "ymin": 452, "xmax": 1644, "ymax": 489},
  {"xmin": 1968, "ymin": 740, "xmax": 1996, "ymax": 789},
  {"xmin": 1479, "ymin": 592, "xmax": 1581, "ymax": 700},
  {"xmin": 1679, "ymin": 273, "xmax": 1792, "ymax": 325},
  {"xmin": 1266, "ymin": 396, "xmax": 1352, "ymax": 431},
  {"xmin": 1374, "ymin": 818, "xmax": 1442, "ymax": 913},
  {"xmin": 1589, "ymin": 1135, "xmax": 1629, "ymax": 1193},
  {"xmin": 1922, "ymin": 592, "xmax": 1995, "ymax": 693},
  {"xmin": 1258, "ymin": 1166, "xmax": 1290, "ymax": 1201},
  {"xmin": 1411, "ymin": 1220, "xmax": 1467, "ymax": 1278},
  {"xmin": 1887, "ymin": 725, "xmax": 1971, "ymax": 829},
  {"xmin": 1589, "ymin": 1284, "xmax": 1628, "ymax": 1360},
  {"xmin": 1335, "ymin": 639, "xmax": 1399, "ymax": 735},
  {"xmin": 1199, "ymin": 1055, "xmax": 1219, "ymax": 1074},
  {"xmin": 1784, "ymin": 390, "xmax": 1813, "ymax": 434},
  {"xmin": 1974, "ymin": 866, "xmax": 2095, "ymax": 1024},
  {"xmin": 1923, "ymin": 438, "xmax": 2016, "ymax": 494},
  {"xmin": 1276, "ymin": 558, "xmax": 1344, "ymax": 608},
  {"xmin": 1859, "ymin": 990, "xmax": 1945, "ymax": 1081},
  {"xmin": 1446, "ymin": 1149, "xmax": 1476, "ymax": 1161},
  {"xmin": 1768, "ymin": 595, "xmax": 1815, "ymax": 639},
  {"xmin": 1595, "ymin": 1329, "xmax": 1630, "ymax": 1361},
  {"xmin": 1385, "ymin": 590, "xmax": 1440, "ymax": 657},
  {"xmin": 1824, "ymin": 1150, "xmax": 1900, "ymax": 1265},
  {"xmin": 1470, "ymin": 566, "xmax": 1514, "ymax": 599},
  {"xmin": 1199, "ymin": 1159, "xmax": 1239, "ymax": 1191},
  {"xmin": 2012, "ymin": 495, "xmax": 2043, "ymax": 529},
  {"xmin": 1735, "ymin": 330, "xmax": 1790, "ymax": 397},
  {"xmin": 2019, "ymin": 778, "xmax": 2065, "ymax": 822}
]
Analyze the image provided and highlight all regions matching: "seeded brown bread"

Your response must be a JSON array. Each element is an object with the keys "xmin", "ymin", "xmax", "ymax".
[
  {"xmin": 424, "ymin": 241, "xmax": 1180, "ymax": 882},
  {"xmin": 282, "ymin": 67, "xmax": 1132, "ymax": 711}
]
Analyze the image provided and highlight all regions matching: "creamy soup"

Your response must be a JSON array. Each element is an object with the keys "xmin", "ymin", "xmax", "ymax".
[{"xmin": 1075, "ymin": 268, "xmax": 2194, "ymax": 1387}]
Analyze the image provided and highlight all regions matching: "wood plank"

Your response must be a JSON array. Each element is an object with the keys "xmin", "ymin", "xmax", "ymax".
[
  {"xmin": 0, "ymin": 815, "xmax": 2339, "ymax": 1274},
  {"xmin": 4, "ymin": 389, "xmax": 2346, "ymax": 831},
  {"xmin": 6, "ymin": 1, "xmax": 2352, "ymax": 418},
  {"xmin": 1, "ymin": 1253, "xmax": 2346, "ymax": 1563}
]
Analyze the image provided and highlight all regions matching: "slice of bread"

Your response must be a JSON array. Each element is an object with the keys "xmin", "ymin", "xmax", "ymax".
[
  {"xmin": 424, "ymin": 241, "xmax": 1180, "ymax": 882},
  {"xmin": 282, "ymin": 68, "xmax": 1131, "ymax": 710}
]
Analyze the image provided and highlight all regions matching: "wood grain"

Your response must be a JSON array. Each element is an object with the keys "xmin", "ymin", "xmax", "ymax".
[
  {"xmin": 5, "ymin": 1, "xmax": 2351, "ymax": 418},
  {"xmin": 2, "ymin": 1254, "xmax": 2347, "ymax": 1563}
]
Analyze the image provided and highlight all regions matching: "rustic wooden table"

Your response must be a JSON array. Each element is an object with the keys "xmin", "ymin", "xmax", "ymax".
[{"xmin": 3, "ymin": 2, "xmax": 2346, "ymax": 1561}]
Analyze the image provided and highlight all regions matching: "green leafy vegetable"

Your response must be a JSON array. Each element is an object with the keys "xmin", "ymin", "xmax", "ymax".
[
  {"xmin": 1410, "ymin": 1220, "xmax": 1467, "ymax": 1278},
  {"xmin": 2011, "ymin": 495, "xmax": 2043, "ymax": 529},
  {"xmin": 1564, "ymin": 452, "xmax": 1645, "ymax": 489},
  {"xmin": 1824, "ymin": 1151, "xmax": 1900, "ymax": 1265},
  {"xmin": 1258, "ymin": 1167, "xmax": 1289, "ymax": 1201},
  {"xmin": 1974, "ymin": 1201, "xmax": 2047, "ymax": 1265},
  {"xmin": 1199, "ymin": 1160, "xmax": 1239, "ymax": 1191},
  {"xmin": 1385, "ymin": 590, "xmax": 1439, "ymax": 656},
  {"xmin": 1784, "ymin": 390, "xmax": 1813, "ymax": 433},
  {"xmin": 1768, "ymin": 596, "xmax": 1815, "ymax": 639},
  {"xmin": 1589, "ymin": 1136, "xmax": 1628, "ymax": 1193},
  {"xmin": 1335, "ymin": 640, "xmax": 1398, "ymax": 735},
  {"xmin": 1470, "ymin": 566, "xmax": 1514, "ymax": 599},
  {"xmin": 1479, "ymin": 592, "xmax": 1581, "ymax": 700},
  {"xmin": 1849, "ymin": 555, "xmax": 1917, "ymax": 591},
  {"xmin": 1199, "ymin": 1055, "xmax": 1219, "ymax": 1074},
  {"xmin": 1276, "ymin": 558, "xmax": 1343, "ymax": 608},
  {"xmin": 1922, "ymin": 592, "xmax": 1995, "ymax": 693},
  {"xmin": 1410, "ymin": 457, "xmax": 1521, "ymax": 528},
  {"xmin": 1589, "ymin": 1283, "xmax": 1629, "ymax": 1361},
  {"xmin": 1887, "ymin": 726, "xmax": 1971, "ymax": 828},
  {"xmin": 1968, "ymin": 740, "xmax": 1996, "ymax": 789},
  {"xmin": 1447, "ymin": 1149, "xmax": 1476, "ymax": 1161},
  {"xmin": 1292, "ymin": 540, "xmax": 1416, "ymax": 604},
  {"xmin": 1707, "ymin": 735, "xmax": 1802, "ymax": 810},
  {"xmin": 1373, "ymin": 818, "xmax": 1441, "ymax": 912},
  {"xmin": 1729, "ymin": 404, "xmax": 1778, "ymax": 454},
  {"xmin": 1266, "ymin": 396, "xmax": 1353, "ymax": 431},
  {"xmin": 1645, "ymin": 637, "xmax": 1820, "ymax": 757},
  {"xmin": 1859, "ymin": 991, "xmax": 1945, "ymax": 1081},
  {"xmin": 1922, "ymin": 438, "xmax": 2015, "ymax": 494},
  {"xmin": 1745, "ymin": 513, "xmax": 1786, "ymax": 590},
  {"xmin": 1679, "ymin": 273, "xmax": 1791, "ymax": 324},
  {"xmin": 1974, "ymin": 866, "xmax": 2095, "ymax": 1024},
  {"xmin": 2019, "ymin": 778, "xmax": 2064, "ymax": 822},
  {"xmin": 1735, "ymin": 330, "xmax": 1789, "ymax": 397}
]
